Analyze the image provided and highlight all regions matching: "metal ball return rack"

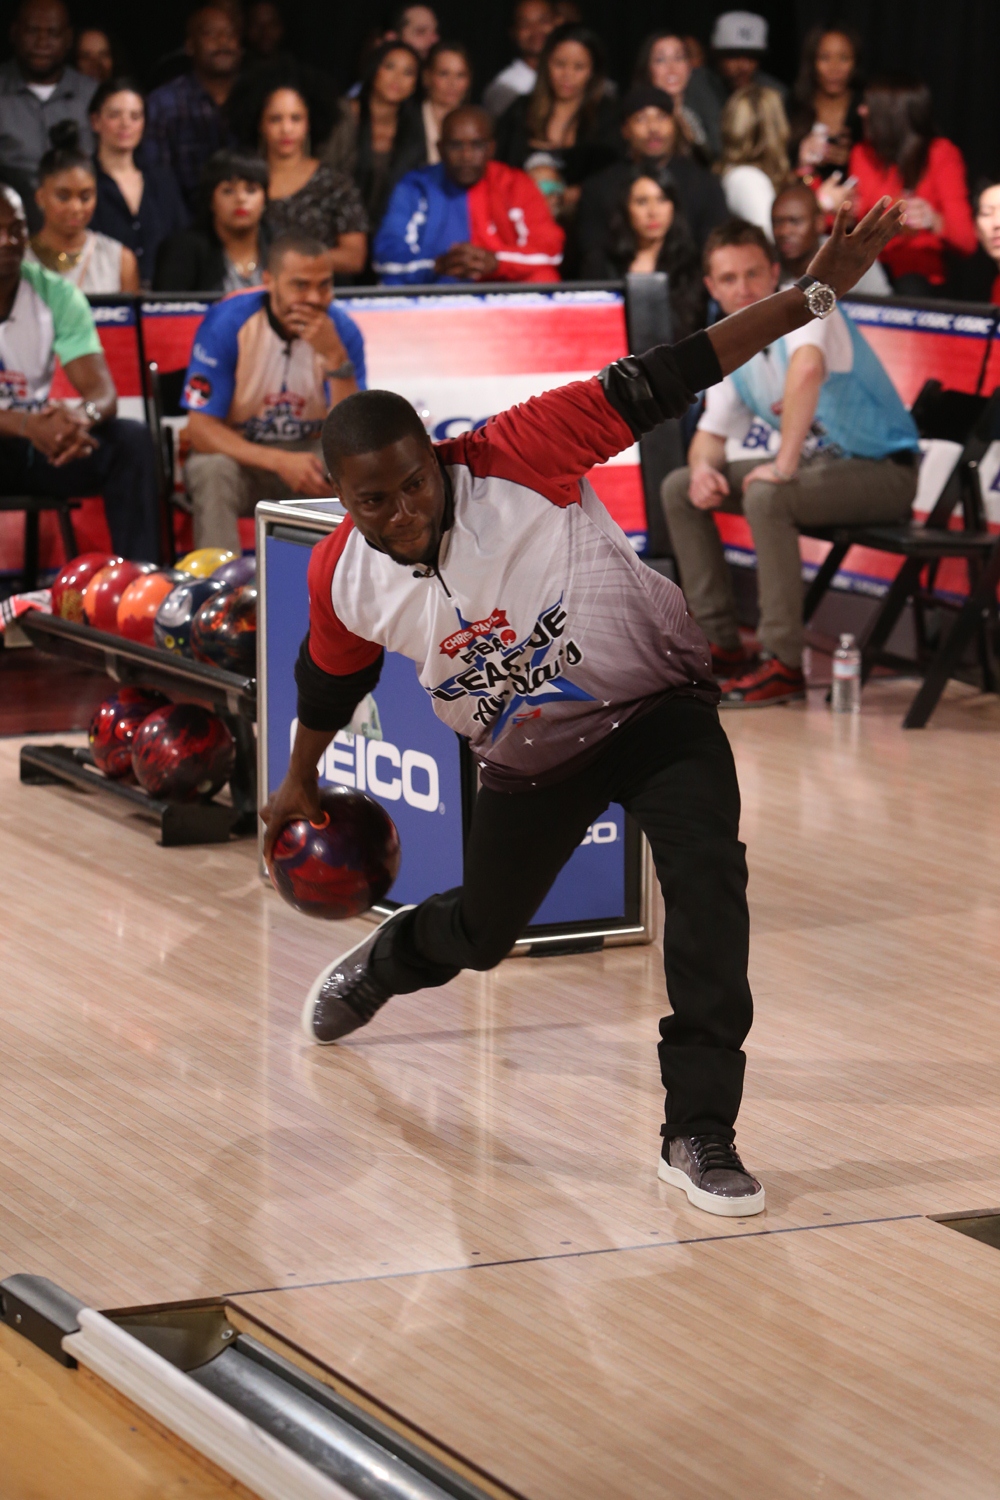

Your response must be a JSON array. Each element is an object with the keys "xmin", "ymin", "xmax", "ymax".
[{"xmin": 17, "ymin": 611, "xmax": 257, "ymax": 846}]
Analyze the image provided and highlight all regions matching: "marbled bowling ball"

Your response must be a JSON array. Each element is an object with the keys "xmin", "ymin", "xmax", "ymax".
[
  {"xmin": 88, "ymin": 687, "xmax": 170, "ymax": 780},
  {"xmin": 211, "ymin": 554, "xmax": 256, "ymax": 590},
  {"xmin": 82, "ymin": 560, "xmax": 157, "ymax": 633},
  {"xmin": 190, "ymin": 584, "xmax": 257, "ymax": 676},
  {"xmin": 153, "ymin": 577, "xmax": 227, "ymax": 656},
  {"xmin": 131, "ymin": 703, "xmax": 235, "ymax": 801},
  {"xmin": 267, "ymin": 786, "xmax": 401, "ymax": 920},
  {"xmin": 51, "ymin": 551, "xmax": 119, "ymax": 622},
  {"xmin": 116, "ymin": 570, "xmax": 186, "ymax": 646}
]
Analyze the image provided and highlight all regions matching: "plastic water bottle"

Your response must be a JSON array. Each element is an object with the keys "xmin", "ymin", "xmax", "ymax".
[{"xmin": 831, "ymin": 633, "xmax": 861, "ymax": 714}]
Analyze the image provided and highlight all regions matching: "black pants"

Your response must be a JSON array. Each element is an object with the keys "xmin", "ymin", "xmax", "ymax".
[
  {"xmin": 0, "ymin": 419, "xmax": 161, "ymax": 563},
  {"xmin": 371, "ymin": 695, "xmax": 753, "ymax": 1140}
]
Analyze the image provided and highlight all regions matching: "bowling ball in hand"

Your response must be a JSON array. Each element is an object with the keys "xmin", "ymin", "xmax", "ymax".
[
  {"xmin": 51, "ymin": 552, "xmax": 120, "ymax": 622},
  {"xmin": 267, "ymin": 786, "xmax": 401, "ymax": 920},
  {"xmin": 153, "ymin": 577, "xmax": 227, "ymax": 656},
  {"xmin": 82, "ymin": 560, "xmax": 156, "ymax": 633},
  {"xmin": 211, "ymin": 554, "xmax": 256, "ymax": 590},
  {"xmin": 190, "ymin": 584, "xmax": 257, "ymax": 676},
  {"xmin": 131, "ymin": 703, "xmax": 236, "ymax": 801},
  {"xmin": 176, "ymin": 547, "xmax": 236, "ymax": 578},
  {"xmin": 116, "ymin": 571, "xmax": 181, "ymax": 646},
  {"xmin": 89, "ymin": 687, "xmax": 170, "ymax": 780}
]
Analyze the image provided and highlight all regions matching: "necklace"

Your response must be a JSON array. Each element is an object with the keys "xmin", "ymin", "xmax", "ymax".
[{"xmin": 31, "ymin": 237, "xmax": 84, "ymax": 272}]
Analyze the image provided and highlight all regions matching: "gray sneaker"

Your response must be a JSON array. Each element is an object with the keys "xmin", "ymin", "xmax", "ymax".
[
  {"xmin": 658, "ymin": 1131, "xmax": 765, "ymax": 1217},
  {"xmin": 301, "ymin": 906, "xmax": 415, "ymax": 1044}
]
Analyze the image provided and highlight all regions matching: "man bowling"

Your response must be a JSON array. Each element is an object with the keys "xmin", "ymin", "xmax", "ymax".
[{"xmin": 262, "ymin": 199, "xmax": 903, "ymax": 1218}]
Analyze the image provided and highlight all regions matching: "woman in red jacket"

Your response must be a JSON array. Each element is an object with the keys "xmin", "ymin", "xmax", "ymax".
[{"xmin": 849, "ymin": 75, "xmax": 977, "ymax": 295}]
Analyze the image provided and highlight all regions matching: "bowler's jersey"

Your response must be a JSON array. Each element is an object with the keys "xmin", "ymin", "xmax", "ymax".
[
  {"xmin": 181, "ymin": 289, "xmax": 366, "ymax": 444},
  {"xmin": 307, "ymin": 378, "xmax": 716, "ymax": 791},
  {"xmin": 0, "ymin": 262, "xmax": 101, "ymax": 411}
]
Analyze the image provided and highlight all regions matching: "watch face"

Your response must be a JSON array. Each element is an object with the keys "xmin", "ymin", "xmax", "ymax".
[{"xmin": 808, "ymin": 284, "xmax": 837, "ymax": 318}]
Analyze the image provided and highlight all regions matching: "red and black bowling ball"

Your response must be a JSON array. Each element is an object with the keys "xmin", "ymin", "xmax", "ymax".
[
  {"xmin": 131, "ymin": 703, "xmax": 235, "ymax": 801},
  {"xmin": 153, "ymin": 577, "xmax": 227, "ymax": 656},
  {"xmin": 190, "ymin": 584, "xmax": 257, "ymax": 677},
  {"xmin": 88, "ymin": 687, "xmax": 170, "ymax": 780},
  {"xmin": 267, "ymin": 786, "xmax": 401, "ymax": 920}
]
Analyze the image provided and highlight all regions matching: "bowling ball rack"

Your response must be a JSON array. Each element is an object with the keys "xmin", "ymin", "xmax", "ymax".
[{"xmin": 17, "ymin": 611, "xmax": 257, "ymax": 847}]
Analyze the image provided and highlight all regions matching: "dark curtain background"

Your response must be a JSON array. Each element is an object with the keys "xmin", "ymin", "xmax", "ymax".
[{"xmin": 0, "ymin": 0, "xmax": 995, "ymax": 178}]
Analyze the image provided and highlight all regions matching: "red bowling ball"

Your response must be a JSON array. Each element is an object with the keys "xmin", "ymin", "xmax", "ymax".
[
  {"xmin": 88, "ymin": 688, "xmax": 170, "ymax": 780},
  {"xmin": 50, "ymin": 552, "xmax": 120, "ymax": 622},
  {"xmin": 267, "ymin": 786, "xmax": 401, "ymax": 920},
  {"xmin": 82, "ymin": 560, "xmax": 156, "ymax": 634},
  {"xmin": 131, "ymin": 703, "xmax": 236, "ymax": 801},
  {"xmin": 190, "ymin": 584, "xmax": 257, "ymax": 676}
]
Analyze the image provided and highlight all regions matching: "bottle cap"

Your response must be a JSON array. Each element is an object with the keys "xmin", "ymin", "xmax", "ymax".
[{"xmin": 839, "ymin": 633, "xmax": 854, "ymax": 648}]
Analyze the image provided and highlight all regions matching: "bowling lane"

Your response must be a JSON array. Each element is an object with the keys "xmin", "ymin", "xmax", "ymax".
[{"xmin": 228, "ymin": 1215, "xmax": 1000, "ymax": 1500}]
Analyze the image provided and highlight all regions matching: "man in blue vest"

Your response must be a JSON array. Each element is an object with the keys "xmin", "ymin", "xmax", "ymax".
[{"xmin": 662, "ymin": 218, "xmax": 919, "ymax": 706}]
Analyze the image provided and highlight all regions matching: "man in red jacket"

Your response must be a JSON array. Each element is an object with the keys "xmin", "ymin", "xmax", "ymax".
[{"xmin": 372, "ymin": 105, "xmax": 564, "ymax": 283}]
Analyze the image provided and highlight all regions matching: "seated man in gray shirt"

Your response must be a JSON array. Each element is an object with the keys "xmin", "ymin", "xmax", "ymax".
[{"xmin": 0, "ymin": 0, "xmax": 96, "ymax": 198}]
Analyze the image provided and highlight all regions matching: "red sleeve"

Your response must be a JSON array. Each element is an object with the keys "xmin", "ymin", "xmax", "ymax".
[
  {"xmin": 924, "ymin": 139, "xmax": 978, "ymax": 256},
  {"xmin": 470, "ymin": 163, "xmax": 565, "ymax": 284},
  {"xmin": 306, "ymin": 519, "xmax": 383, "ymax": 675},
  {"xmin": 848, "ymin": 144, "xmax": 884, "ymax": 221},
  {"xmin": 435, "ymin": 376, "xmax": 634, "ymax": 506}
]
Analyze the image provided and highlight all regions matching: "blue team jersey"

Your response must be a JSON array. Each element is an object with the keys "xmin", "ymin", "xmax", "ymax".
[{"xmin": 181, "ymin": 289, "xmax": 366, "ymax": 445}]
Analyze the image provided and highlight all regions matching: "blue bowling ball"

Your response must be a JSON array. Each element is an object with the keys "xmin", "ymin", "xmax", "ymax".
[
  {"xmin": 212, "ymin": 554, "xmax": 256, "ymax": 590},
  {"xmin": 154, "ymin": 577, "xmax": 228, "ymax": 656}
]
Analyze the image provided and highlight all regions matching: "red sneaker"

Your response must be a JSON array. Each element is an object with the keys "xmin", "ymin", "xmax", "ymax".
[
  {"xmin": 710, "ymin": 642, "xmax": 754, "ymax": 677},
  {"xmin": 719, "ymin": 654, "xmax": 806, "ymax": 707}
]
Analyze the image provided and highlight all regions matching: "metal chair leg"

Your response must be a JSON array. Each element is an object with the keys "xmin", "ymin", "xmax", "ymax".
[
  {"xmin": 802, "ymin": 540, "xmax": 850, "ymax": 623},
  {"xmin": 902, "ymin": 546, "xmax": 1000, "ymax": 727},
  {"xmin": 56, "ymin": 504, "xmax": 78, "ymax": 567},
  {"xmin": 22, "ymin": 508, "xmax": 40, "ymax": 590}
]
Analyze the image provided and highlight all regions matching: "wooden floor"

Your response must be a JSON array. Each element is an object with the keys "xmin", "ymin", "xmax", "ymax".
[{"xmin": 3, "ymin": 676, "xmax": 1000, "ymax": 1496}]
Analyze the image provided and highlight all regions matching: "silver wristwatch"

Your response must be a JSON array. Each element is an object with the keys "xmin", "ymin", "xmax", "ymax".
[
  {"xmin": 82, "ymin": 400, "xmax": 103, "ymax": 426},
  {"xmin": 795, "ymin": 275, "xmax": 837, "ymax": 319}
]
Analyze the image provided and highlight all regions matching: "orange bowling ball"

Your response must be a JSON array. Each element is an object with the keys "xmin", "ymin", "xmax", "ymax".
[
  {"xmin": 116, "ymin": 571, "xmax": 179, "ymax": 646},
  {"xmin": 50, "ymin": 552, "xmax": 120, "ymax": 622},
  {"xmin": 82, "ymin": 560, "xmax": 155, "ymax": 634}
]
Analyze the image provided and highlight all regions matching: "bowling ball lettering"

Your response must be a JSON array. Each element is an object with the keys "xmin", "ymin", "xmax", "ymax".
[
  {"xmin": 131, "ymin": 703, "xmax": 236, "ymax": 801},
  {"xmin": 268, "ymin": 786, "xmax": 401, "ymax": 920},
  {"xmin": 89, "ymin": 687, "xmax": 170, "ymax": 780},
  {"xmin": 82, "ymin": 560, "xmax": 156, "ymax": 634},
  {"xmin": 190, "ymin": 584, "xmax": 257, "ymax": 677},
  {"xmin": 211, "ymin": 554, "xmax": 256, "ymax": 590},
  {"xmin": 51, "ymin": 552, "xmax": 119, "ymax": 622},
  {"xmin": 153, "ymin": 577, "xmax": 227, "ymax": 656}
]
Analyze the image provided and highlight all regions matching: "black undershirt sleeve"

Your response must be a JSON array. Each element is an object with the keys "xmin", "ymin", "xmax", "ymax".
[
  {"xmin": 598, "ymin": 330, "xmax": 723, "ymax": 438},
  {"xmin": 294, "ymin": 633, "xmax": 384, "ymax": 733}
]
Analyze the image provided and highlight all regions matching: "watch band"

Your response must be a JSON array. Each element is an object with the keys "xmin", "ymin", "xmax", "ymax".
[{"xmin": 82, "ymin": 400, "xmax": 103, "ymax": 426}]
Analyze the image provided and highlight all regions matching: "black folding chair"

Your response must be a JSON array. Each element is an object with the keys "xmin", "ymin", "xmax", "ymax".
[
  {"xmin": 800, "ymin": 380, "xmax": 1000, "ymax": 727},
  {"xmin": 0, "ymin": 494, "xmax": 79, "ymax": 590},
  {"xmin": 145, "ymin": 361, "xmax": 190, "ymax": 564}
]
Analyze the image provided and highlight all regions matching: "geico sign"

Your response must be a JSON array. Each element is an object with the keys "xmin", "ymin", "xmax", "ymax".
[
  {"xmin": 581, "ymin": 820, "xmax": 618, "ymax": 845},
  {"xmin": 323, "ymin": 728, "xmax": 439, "ymax": 812}
]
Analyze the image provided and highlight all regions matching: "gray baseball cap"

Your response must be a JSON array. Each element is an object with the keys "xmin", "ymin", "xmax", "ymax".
[{"xmin": 711, "ymin": 10, "xmax": 768, "ymax": 53}]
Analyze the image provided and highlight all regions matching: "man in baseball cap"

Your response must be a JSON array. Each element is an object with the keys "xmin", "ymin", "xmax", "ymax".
[{"xmin": 709, "ymin": 10, "xmax": 788, "ymax": 101}]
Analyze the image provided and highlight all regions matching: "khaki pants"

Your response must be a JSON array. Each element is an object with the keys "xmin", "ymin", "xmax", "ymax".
[
  {"xmin": 185, "ymin": 441, "xmax": 324, "ymax": 553},
  {"xmin": 660, "ymin": 453, "xmax": 917, "ymax": 666}
]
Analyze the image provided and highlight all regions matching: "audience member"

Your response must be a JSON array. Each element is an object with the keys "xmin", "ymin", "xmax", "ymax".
[
  {"xmin": 632, "ymin": 32, "xmax": 720, "ymax": 160},
  {"xmin": 422, "ymin": 42, "xmax": 472, "ymax": 164},
  {"xmin": 373, "ymin": 104, "xmax": 562, "ymax": 283},
  {"xmin": 661, "ymin": 218, "xmax": 919, "ymax": 705},
  {"xmin": 771, "ymin": 179, "xmax": 889, "ymax": 294},
  {"xmin": 974, "ymin": 180, "xmax": 1000, "ymax": 303},
  {"xmin": 576, "ymin": 87, "xmax": 727, "ymax": 263},
  {"xmin": 145, "ymin": 6, "xmax": 241, "ymax": 208},
  {"xmin": 849, "ymin": 75, "xmax": 977, "ymax": 296},
  {"xmin": 155, "ymin": 150, "xmax": 268, "ymax": 292},
  {"xmin": 89, "ymin": 78, "xmax": 188, "ymax": 287},
  {"xmin": 74, "ymin": 27, "xmax": 116, "ymax": 83},
  {"xmin": 579, "ymin": 169, "xmax": 705, "ymax": 338},
  {"xmin": 788, "ymin": 27, "xmax": 861, "ymax": 187},
  {"xmin": 245, "ymin": 2, "xmax": 286, "ymax": 63},
  {"xmin": 384, "ymin": 5, "xmax": 440, "ymax": 60},
  {"xmin": 180, "ymin": 233, "xmax": 365, "ymax": 552},
  {"xmin": 717, "ymin": 85, "xmax": 789, "ymax": 235},
  {"xmin": 707, "ymin": 12, "xmax": 788, "ymax": 103},
  {"xmin": 0, "ymin": 185, "xmax": 159, "ymax": 560},
  {"xmin": 0, "ymin": 0, "xmax": 96, "ymax": 191},
  {"xmin": 495, "ymin": 24, "xmax": 620, "ymax": 200},
  {"xmin": 229, "ymin": 66, "xmax": 368, "ymax": 278},
  {"xmin": 25, "ymin": 122, "xmax": 137, "ymax": 291},
  {"xmin": 482, "ymin": 0, "xmax": 556, "ymax": 119},
  {"xmin": 324, "ymin": 42, "xmax": 425, "ymax": 232},
  {"xmin": 523, "ymin": 150, "xmax": 565, "ymax": 218}
]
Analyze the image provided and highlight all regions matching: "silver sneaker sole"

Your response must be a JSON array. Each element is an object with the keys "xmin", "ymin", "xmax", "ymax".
[
  {"xmin": 657, "ymin": 1158, "xmax": 766, "ymax": 1216},
  {"xmin": 300, "ymin": 905, "xmax": 415, "ymax": 1045}
]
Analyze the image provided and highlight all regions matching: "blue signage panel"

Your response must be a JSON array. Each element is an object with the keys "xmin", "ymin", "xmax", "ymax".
[{"xmin": 263, "ymin": 527, "xmax": 627, "ymax": 925}]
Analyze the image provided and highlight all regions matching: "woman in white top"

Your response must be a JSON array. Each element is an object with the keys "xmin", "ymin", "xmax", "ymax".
[
  {"xmin": 27, "ymin": 121, "xmax": 138, "ymax": 292},
  {"xmin": 716, "ymin": 85, "xmax": 790, "ymax": 237},
  {"xmin": 422, "ymin": 41, "xmax": 473, "ymax": 164}
]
